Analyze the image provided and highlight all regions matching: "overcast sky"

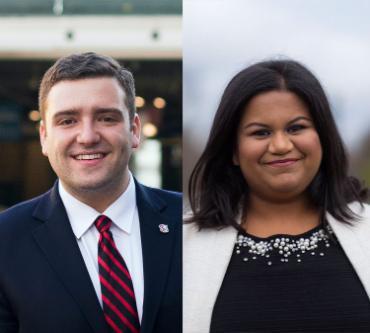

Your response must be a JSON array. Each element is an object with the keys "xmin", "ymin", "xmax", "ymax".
[{"xmin": 184, "ymin": 0, "xmax": 370, "ymax": 159}]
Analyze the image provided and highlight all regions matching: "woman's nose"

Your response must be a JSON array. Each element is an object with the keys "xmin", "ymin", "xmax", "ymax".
[{"xmin": 268, "ymin": 132, "xmax": 294, "ymax": 154}]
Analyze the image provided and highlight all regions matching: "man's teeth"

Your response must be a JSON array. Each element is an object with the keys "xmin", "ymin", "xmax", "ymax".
[{"xmin": 75, "ymin": 154, "xmax": 103, "ymax": 160}]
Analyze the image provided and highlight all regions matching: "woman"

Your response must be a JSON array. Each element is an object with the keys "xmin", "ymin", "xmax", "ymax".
[{"xmin": 184, "ymin": 60, "xmax": 369, "ymax": 332}]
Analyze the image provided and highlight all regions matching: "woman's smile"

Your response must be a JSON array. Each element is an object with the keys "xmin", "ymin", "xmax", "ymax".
[{"xmin": 264, "ymin": 158, "xmax": 301, "ymax": 168}]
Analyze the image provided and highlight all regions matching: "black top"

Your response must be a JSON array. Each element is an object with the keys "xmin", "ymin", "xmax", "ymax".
[{"xmin": 210, "ymin": 225, "xmax": 370, "ymax": 332}]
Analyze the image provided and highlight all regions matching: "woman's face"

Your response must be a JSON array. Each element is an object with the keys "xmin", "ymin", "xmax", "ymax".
[{"xmin": 234, "ymin": 90, "xmax": 322, "ymax": 202}]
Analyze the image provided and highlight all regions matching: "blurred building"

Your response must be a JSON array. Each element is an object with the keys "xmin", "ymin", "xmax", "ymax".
[{"xmin": 0, "ymin": 0, "xmax": 181, "ymax": 209}]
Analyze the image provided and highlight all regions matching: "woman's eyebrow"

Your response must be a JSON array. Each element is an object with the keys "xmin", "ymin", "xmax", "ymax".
[
  {"xmin": 243, "ymin": 116, "xmax": 312, "ymax": 130},
  {"xmin": 243, "ymin": 122, "xmax": 269, "ymax": 130},
  {"xmin": 287, "ymin": 116, "xmax": 312, "ymax": 124}
]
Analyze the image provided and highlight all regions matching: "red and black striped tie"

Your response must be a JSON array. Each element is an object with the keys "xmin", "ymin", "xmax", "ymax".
[{"xmin": 95, "ymin": 215, "xmax": 140, "ymax": 333}]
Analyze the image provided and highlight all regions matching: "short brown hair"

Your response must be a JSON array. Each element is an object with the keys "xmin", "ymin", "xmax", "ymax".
[{"xmin": 39, "ymin": 52, "xmax": 136, "ymax": 122}]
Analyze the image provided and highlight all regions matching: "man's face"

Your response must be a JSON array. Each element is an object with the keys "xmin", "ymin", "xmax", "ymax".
[{"xmin": 40, "ymin": 77, "xmax": 140, "ymax": 200}]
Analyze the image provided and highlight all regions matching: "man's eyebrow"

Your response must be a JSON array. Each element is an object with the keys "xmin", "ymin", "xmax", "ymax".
[
  {"xmin": 94, "ymin": 108, "xmax": 124, "ymax": 115},
  {"xmin": 242, "ymin": 116, "xmax": 312, "ymax": 130},
  {"xmin": 52, "ymin": 108, "xmax": 124, "ymax": 119},
  {"xmin": 52, "ymin": 110, "xmax": 79, "ymax": 120}
]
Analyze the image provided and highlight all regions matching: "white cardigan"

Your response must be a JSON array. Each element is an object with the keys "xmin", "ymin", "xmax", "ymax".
[{"xmin": 183, "ymin": 202, "xmax": 370, "ymax": 333}]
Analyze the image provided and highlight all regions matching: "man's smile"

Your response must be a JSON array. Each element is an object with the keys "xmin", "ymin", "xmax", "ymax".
[{"xmin": 73, "ymin": 153, "xmax": 106, "ymax": 160}]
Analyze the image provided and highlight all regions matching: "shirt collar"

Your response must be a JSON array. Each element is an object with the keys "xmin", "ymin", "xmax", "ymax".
[{"xmin": 59, "ymin": 172, "xmax": 137, "ymax": 239}]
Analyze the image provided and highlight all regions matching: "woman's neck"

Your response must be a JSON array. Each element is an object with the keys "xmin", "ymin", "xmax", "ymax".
[{"xmin": 242, "ymin": 193, "xmax": 321, "ymax": 237}]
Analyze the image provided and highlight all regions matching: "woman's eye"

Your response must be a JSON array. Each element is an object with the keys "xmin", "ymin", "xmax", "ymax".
[
  {"xmin": 252, "ymin": 129, "xmax": 271, "ymax": 137},
  {"xmin": 287, "ymin": 124, "xmax": 305, "ymax": 133}
]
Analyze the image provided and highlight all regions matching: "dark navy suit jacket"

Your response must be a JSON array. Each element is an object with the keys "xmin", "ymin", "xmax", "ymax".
[{"xmin": 0, "ymin": 180, "xmax": 182, "ymax": 333}]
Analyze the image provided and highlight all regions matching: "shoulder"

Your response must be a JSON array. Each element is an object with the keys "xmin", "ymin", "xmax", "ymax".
[
  {"xmin": 327, "ymin": 202, "xmax": 370, "ymax": 224},
  {"xmin": 183, "ymin": 222, "xmax": 199, "ymax": 239},
  {"xmin": 142, "ymin": 185, "xmax": 182, "ymax": 203},
  {"xmin": 183, "ymin": 223, "xmax": 237, "ymax": 237},
  {"xmin": 135, "ymin": 182, "xmax": 182, "ymax": 227},
  {"xmin": 0, "ymin": 192, "xmax": 48, "ymax": 232},
  {"xmin": 0, "ymin": 191, "xmax": 51, "ymax": 257},
  {"xmin": 183, "ymin": 222, "xmax": 213, "ymax": 248},
  {"xmin": 346, "ymin": 202, "xmax": 370, "ymax": 223},
  {"xmin": 327, "ymin": 202, "xmax": 370, "ymax": 241},
  {"xmin": 135, "ymin": 181, "xmax": 182, "ymax": 209},
  {"xmin": 184, "ymin": 219, "xmax": 238, "ymax": 253},
  {"xmin": 183, "ymin": 208, "xmax": 240, "ymax": 239}
]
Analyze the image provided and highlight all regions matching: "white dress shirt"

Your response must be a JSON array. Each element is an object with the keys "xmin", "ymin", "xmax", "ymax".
[{"xmin": 58, "ymin": 173, "xmax": 144, "ymax": 321}]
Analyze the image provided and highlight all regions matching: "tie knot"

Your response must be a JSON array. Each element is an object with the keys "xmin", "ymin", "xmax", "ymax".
[{"xmin": 94, "ymin": 215, "xmax": 112, "ymax": 233}]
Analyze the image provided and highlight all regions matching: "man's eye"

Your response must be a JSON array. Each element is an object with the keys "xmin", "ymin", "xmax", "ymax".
[
  {"xmin": 59, "ymin": 119, "xmax": 76, "ymax": 126},
  {"xmin": 287, "ymin": 124, "xmax": 305, "ymax": 133},
  {"xmin": 100, "ymin": 116, "xmax": 116, "ymax": 123}
]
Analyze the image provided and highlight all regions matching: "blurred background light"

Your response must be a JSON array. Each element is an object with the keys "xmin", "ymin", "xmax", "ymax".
[
  {"xmin": 142, "ymin": 122, "xmax": 158, "ymax": 137},
  {"xmin": 153, "ymin": 97, "xmax": 166, "ymax": 109},
  {"xmin": 28, "ymin": 110, "xmax": 40, "ymax": 122}
]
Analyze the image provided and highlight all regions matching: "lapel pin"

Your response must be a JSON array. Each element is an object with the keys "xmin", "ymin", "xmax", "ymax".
[{"xmin": 158, "ymin": 224, "xmax": 169, "ymax": 233}]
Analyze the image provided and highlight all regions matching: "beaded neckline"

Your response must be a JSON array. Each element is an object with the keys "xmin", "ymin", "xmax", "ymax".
[{"xmin": 235, "ymin": 224, "xmax": 334, "ymax": 266}]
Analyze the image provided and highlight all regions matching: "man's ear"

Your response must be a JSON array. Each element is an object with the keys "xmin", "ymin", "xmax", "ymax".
[
  {"xmin": 131, "ymin": 113, "xmax": 141, "ymax": 150},
  {"xmin": 39, "ymin": 120, "xmax": 48, "ymax": 157}
]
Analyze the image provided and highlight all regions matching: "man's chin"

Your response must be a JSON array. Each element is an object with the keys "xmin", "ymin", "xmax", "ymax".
[
  {"xmin": 63, "ymin": 179, "xmax": 113, "ymax": 193},
  {"xmin": 60, "ymin": 172, "xmax": 128, "ymax": 196}
]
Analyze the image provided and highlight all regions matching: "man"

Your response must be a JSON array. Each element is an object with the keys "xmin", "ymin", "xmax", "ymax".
[{"xmin": 0, "ymin": 53, "xmax": 181, "ymax": 333}]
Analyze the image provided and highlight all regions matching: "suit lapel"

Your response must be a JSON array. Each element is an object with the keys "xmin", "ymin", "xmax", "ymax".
[
  {"xmin": 32, "ymin": 183, "xmax": 109, "ymax": 333},
  {"xmin": 135, "ymin": 182, "xmax": 178, "ymax": 333}
]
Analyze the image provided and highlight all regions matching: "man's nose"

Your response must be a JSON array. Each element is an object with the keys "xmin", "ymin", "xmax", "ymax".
[
  {"xmin": 268, "ymin": 132, "xmax": 294, "ymax": 154},
  {"xmin": 76, "ymin": 121, "xmax": 100, "ymax": 145}
]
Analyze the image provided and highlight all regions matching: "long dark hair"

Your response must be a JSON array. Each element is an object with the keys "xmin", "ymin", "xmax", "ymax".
[{"xmin": 188, "ymin": 59, "xmax": 368, "ymax": 230}]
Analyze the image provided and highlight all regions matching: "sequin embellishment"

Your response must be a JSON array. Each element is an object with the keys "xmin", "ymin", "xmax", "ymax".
[{"xmin": 235, "ymin": 226, "xmax": 333, "ymax": 265}]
